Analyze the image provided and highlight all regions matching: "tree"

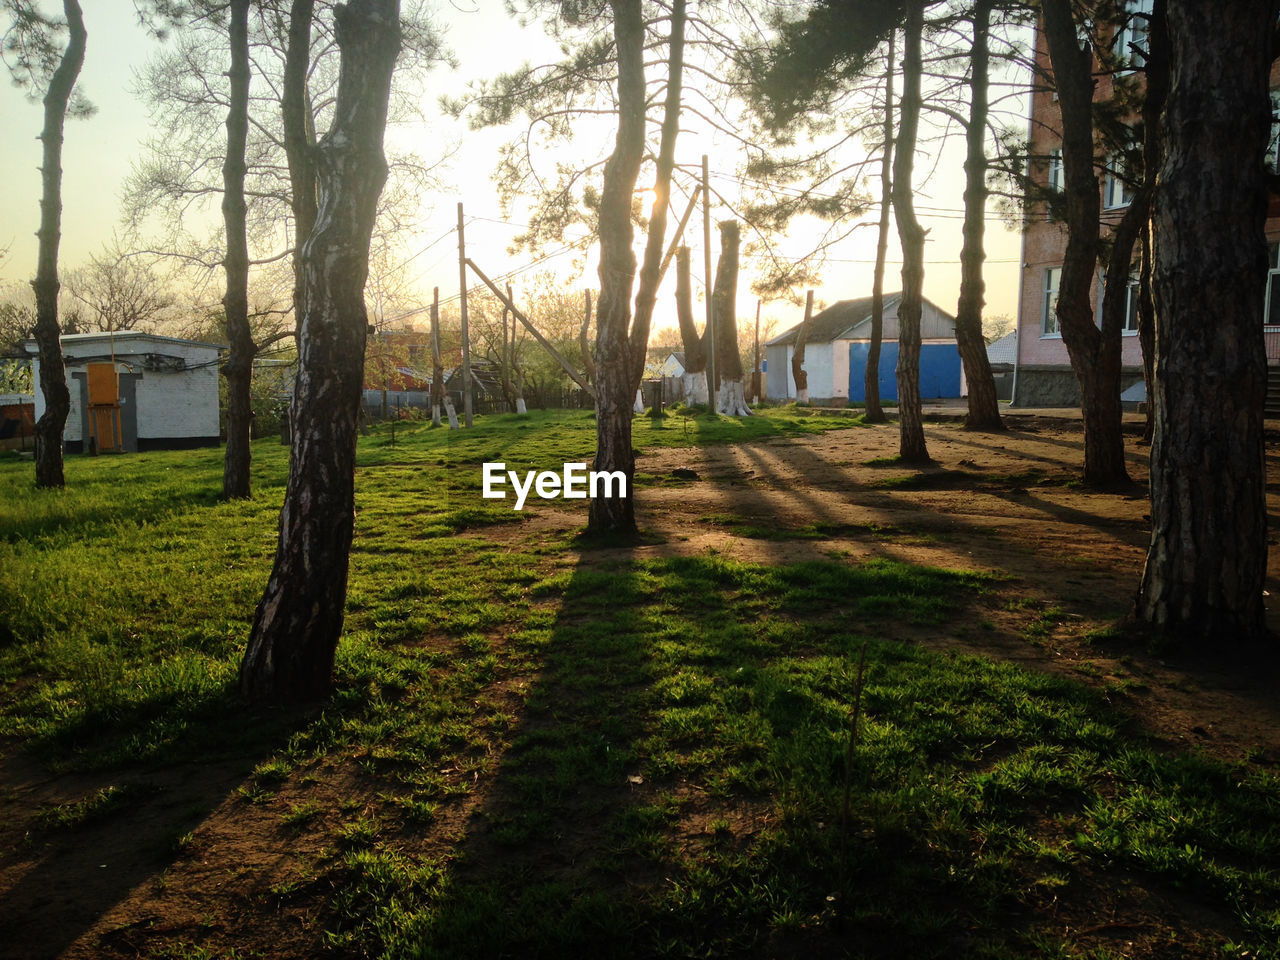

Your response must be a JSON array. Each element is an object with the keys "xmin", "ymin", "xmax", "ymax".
[
  {"xmin": 1039, "ymin": 0, "xmax": 1132, "ymax": 487},
  {"xmin": 221, "ymin": 0, "xmax": 254, "ymax": 499},
  {"xmin": 3, "ymin": 0, "xmax": 88, "ymax": 488},
  {"xmin": 62, "ymin": 247, "xmax": 177, "ymax": 333},
  {"xmin": 790, "ymin": 289, "xmax": 815, "ymax": 404},
  {"xmin": 1133, "ymin": 0, "xmax": 1274, "ymax": 642},
  {"xmin": 954, "ymin": 0, "xmax": 1003, "ymax": 431},
  {"xmin": 892, "ymin": 0, "xmax": 931, "ymax": 464},
  {"xmin": 239, "ymin": 0, "xmax": 401, "ymax": 703},
  {"xmin": 712, "ymin": 220, "xmax": 751, "ymax": 415},
  {"xmin": 674, "ymin": 245, "xmax": 709, "ymax": 404}
]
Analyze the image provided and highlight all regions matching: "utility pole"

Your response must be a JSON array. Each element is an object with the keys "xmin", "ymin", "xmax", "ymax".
[
  {"xmin": 702, "ymin": 154, "xmax": 716, "ymax": 407},
  {"xmin": 753, "ymin": 299, "xmax": 761, "ymax": 403},
  {"xmin": 457, "ymin": 201, "xmax": 474, "ymax": 427}
]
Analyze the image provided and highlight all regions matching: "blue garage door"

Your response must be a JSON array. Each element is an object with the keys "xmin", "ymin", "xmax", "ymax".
[{"xmin": 848, "ymin": 342, "xmax": 962, "ymax": 402}]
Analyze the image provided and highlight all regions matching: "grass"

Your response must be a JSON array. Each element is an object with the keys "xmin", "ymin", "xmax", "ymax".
[{"xmin": 1, "ymin": 408, "xmax": 1278, "ymax": 958}]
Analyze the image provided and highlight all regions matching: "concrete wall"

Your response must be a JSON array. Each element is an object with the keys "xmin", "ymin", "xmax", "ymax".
[
  {"xmin": 33, "ymin": 336, "xmax": 220, "ymax": 449},
  {"xmin": 1013, "ymin": 365, "xmax": 1145, "ymax": 407}
]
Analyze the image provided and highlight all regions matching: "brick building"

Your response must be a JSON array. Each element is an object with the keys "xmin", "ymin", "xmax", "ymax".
[{"xmin": 1012, "ymin": 1, "xmax": 1152, "ymax": 406}]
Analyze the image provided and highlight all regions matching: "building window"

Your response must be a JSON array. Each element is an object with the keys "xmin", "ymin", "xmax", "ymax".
[
  {"xmin": 1047, "ymin": 148, "xmax": 1063, "ymax": 193},
  {"xmin": 1099, "ymin": 268, "xmax": 1141, "ymax": 334},
  {"xmin": 1266, "ymin": 243, "xmax": 1280, "ymax": 328},
  {"xmin": 1114, "ymin": 0, "xmax": 1153, "ymax": 72},
  {"xmin": 1043, "ymin": 267, "xmax": 1061, "ymax": 336},
  {"xmin": 1266, "ymin": 89, "xmax": 1280, "ymax": 174},
  {"xmin": 1103, "ymin": 159, "xmax": 1133, "ymax": 209}
]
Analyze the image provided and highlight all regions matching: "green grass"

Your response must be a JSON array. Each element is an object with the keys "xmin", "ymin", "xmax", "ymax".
[{"xmin": 0, "ymin": 409, "xmax": 1277, "ymax": 959}]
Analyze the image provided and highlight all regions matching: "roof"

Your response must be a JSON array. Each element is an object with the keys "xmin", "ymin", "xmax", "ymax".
[
  {"xmin": 986, "ymin": 330, "xmax": 1018, "ymax": 365},
  {"xmin": 23, "ymin": 331, "xmax": 225, "ymax": 352},
  {"xmin": 766, "ymin": 294, "xmax": 895, "ymax": 347}
]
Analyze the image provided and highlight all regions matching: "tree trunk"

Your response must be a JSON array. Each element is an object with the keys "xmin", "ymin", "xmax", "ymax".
[
  {"xmin": 791, "ymin": 290, "xmax": 814, "ymax": 404},
  {"xmin": 865, "ymin": 28, "xmax": 894, "ymax": 425},
  {"xmin": 628, "ymin": 0, "xmax": 686, "ymax": 392},
  {"xmin": 221, "ymin": 0, "xmax": 254, "ymax": 500},
  {"xmin": 31, "ymin": 0, "xmax": 87, "ymax": 489},
  {"xmin": 892, "ymin": 0, "xmax": 930, "ymax": 465},
  {"xmin": 675, "ymin": 246, "xmax": 708, "ymax": 404},
  {"xmin": 1134, "ymin": 0, "xmax": 1272, "ymax": 643},
  {"xmin": 282, "ymin": 0, "xmax": 318, "ymax": 331},
  {"xmin": 955, "ymin": 0, "xmax": 1003, "ymax": 432},
  {"xmin": 1136, "ymin": 0, "xmax": 1168, "ymax": 447},
  {"xmin": 588, "ymin": 0, "xmax": 645, "ymax": 537},
  {"xmin": 1041, "ymin": 0, "xmax": 1128, "ymax": 487},
  {"xmin": 240, "ymin": 0, "xmax": 401, "ymax": 703},
  {"xmin": 1137, "ymin": 222, "xmax": 1155, "ymax": 443},
  {"xmin": 712, "ymin": 221, "xmax": 750, "ymax": 416},
  {"xmin": 579, "ymin": 290, "xmax": 596, "ymax": 385}
]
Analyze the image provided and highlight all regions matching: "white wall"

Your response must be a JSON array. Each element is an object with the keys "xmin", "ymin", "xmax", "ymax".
[
  {"xmin": 32, "ymin": 336, "xmax": 221, "ymax": 443},
  {"xmin": 766, "ymin": 342, "xmax": 838, "ymax": 400}
]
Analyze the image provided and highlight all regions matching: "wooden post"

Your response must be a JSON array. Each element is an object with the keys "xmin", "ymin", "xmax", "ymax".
[
  {"xmin": 702, "ymin": 154, "xmax": 716, "ymax": 403},
  {"xmin": 430, "ymin": 285, "xmax": 443, "ymax": 427},
  {"xmin": 752, "ymin": 299, "xmax": 762, "ymax": 403},
  {"xmin": 457, "ymin": 201, "xmax": 474, "ymax": 427}
]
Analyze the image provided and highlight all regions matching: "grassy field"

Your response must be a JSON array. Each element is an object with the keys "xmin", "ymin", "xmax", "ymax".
[{"xmin": 1, "ymin": 408, "xmax": 1278, "ymax": 959}]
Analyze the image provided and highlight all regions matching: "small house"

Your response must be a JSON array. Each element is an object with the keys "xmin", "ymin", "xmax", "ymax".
[
  {"xmin": 765, "ymin": 293, "xmax": 962, "ymax": 404},
  {"xmin": 27, "ymin": 332, "xmax": 221, "ymax": 453},
  {"xmin": 0, "ymin": 393, "xmax": 34, "ymax": 451}
]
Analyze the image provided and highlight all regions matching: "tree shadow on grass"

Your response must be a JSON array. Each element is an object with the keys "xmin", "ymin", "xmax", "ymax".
[{"xmin": 351, "ymin": 543, "xmax": 1222, "ymax": 959}]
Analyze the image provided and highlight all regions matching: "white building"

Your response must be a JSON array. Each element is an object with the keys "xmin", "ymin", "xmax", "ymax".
[
  {"xmin": 27, "ymin": 332, "xmax": 222, "ymax": 453},
  {"xmin": 765, "ymin": 293, "xmax": 959, "ymax": 403}
]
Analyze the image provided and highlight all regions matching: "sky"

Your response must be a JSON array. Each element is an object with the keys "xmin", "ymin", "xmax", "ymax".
[{"xmin": 0, "ymin": 0, "xmax": 1028, "ymax": 339}]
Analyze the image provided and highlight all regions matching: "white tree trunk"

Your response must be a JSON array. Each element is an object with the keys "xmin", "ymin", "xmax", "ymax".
[
  {"xmin": 515, "ymin": 397, "xmax": 527, "ymax": 414},
  {"xmin": 444, "ymin": 395, "xmax": 459, "ymax": 430},
  {"xmin": 431, "ymin": 403, "xmax": 441, "ymax": 427},
  {"xmin": 634, "ymin": 388, "xmax": 646, "ymax": 414},
  {"xmin": 682, "ymin": 371, "xmax": 708, "ymax": 405},
  {"xmin": 797, "ymin": 387, "xmax": 810, "ymax": 405},
  {"xmin": 717, "ymin": 379, "xmax": 752, "ymax": 416}
]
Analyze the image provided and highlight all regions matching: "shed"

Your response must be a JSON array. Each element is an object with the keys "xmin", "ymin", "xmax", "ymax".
[
  {"xmin": 765, "ymin": 293, "xmax": 960, "ymax": 403},
  {"xmin": 26, "ymin": 332, "xmax": 222, "ymax": 453},
  {"xmin": 0, "ymin": 393, "xmax": 35, "ymax": 451}
]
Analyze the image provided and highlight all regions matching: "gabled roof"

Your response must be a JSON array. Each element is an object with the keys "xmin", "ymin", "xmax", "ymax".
[
  {"xmin": 766, "ymin": 294, "xmax": 898, "ymax": 348},
  {"xmin": 985, "ymin": 330, "xmax": 1018, "ymax": 365},
  {"xmin": 765, "ymin": 292, "xmax": 957, "ymax": 347}
]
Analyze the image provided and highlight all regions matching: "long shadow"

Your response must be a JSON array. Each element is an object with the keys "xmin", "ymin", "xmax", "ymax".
[{"xmin": 0, "ymin": 697, "xmax": 308, "ymax": 959}]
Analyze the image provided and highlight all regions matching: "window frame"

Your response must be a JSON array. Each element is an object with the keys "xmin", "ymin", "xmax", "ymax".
[{"xmin": 1042, "ymin": 267, "xmax": 1062, "ymax": 337}]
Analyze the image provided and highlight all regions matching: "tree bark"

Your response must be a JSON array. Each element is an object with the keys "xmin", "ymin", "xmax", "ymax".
[
  {"xmin": 1134, "ymin": 0, "xmax": 1272, "ymax": 643},
  {"xmin": 892, "ymin": 0, "xmax": 930, "ymax": 465},
  {"xmin": 221, "ymin": 0, "xmax": 254, "ymax": 500},
  {"xmin": 1137, "ymin": 221, "xmax": 1155, "ymax": 443},
  {"xmin": 31, "ymin": 0, "xmax": 87, "ymax": 489},
  {"xmin": 588, "ymin": 0, "xmax": 646, "ymax": 536},
  {"xmin": 865, "ymin": 28, "xmax": 894, "ymax": 425},
  {"xmin": 712, "ymin": 221, "xmax": 750, "ymax": 416},
  {"xmin": 791, "ymin": 290, "xmax": 814, "ymax": 404},
  {"xmin": 240, "ymin": 0, "xmax": 401, "ymax": 703},
  {"xmin": 955, "ymin": 0, "xmax": 1003, "ymax": 432},
  {"xmin": 1041, "ymin": 0, "xmax": 1129, "ymax": 487},
  {"xmin": 675, "ymin": 246, "xmax": 708, "ymax": 405}
]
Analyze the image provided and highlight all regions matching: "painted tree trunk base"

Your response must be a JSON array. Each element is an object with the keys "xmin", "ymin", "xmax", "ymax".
[
  {"xmin": 682, "ymin": 372, "xmax": 708, "ymax": 406},
  {"xmin": 796, "ymin": 388, "xmax": 809, "ymax": 405},
  {"xmin": 717, "ymin": 380, "xmax": 752, "ymax": 417},
  {"xmin": 444, "ymin": 396, "xmax": 459, "ymax": 430},
  {"xmin": 515, "ymin": 398, "xmax": 527, "ymax": 415},
  {"xmin": 431, "ymin": 403, "xmax": 441, "ymax": 427},
  {"xmin": 634, "ymin": 389, "xmax": 646, "ymax": 414}
]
